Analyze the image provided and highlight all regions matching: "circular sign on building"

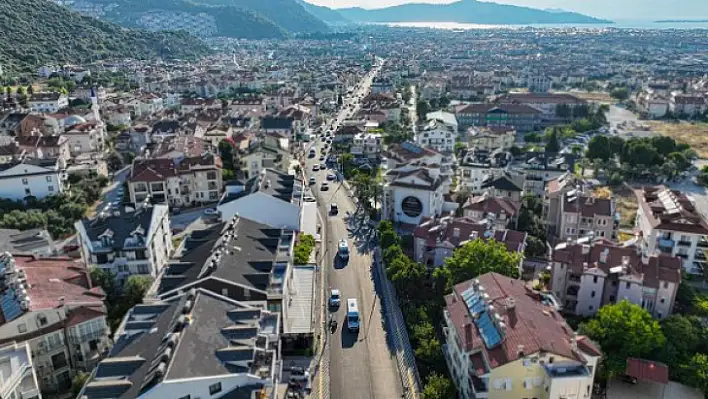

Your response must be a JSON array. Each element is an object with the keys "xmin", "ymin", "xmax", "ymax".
[{"xmin": 401, "ymin": 196, "xmax": 423, "ymax": 218}]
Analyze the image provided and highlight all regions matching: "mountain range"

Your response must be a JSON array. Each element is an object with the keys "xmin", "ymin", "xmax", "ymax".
[
  {"xmin": 334, "ymin": 0, "xmax": 609, "ymax": 25},
  {"xmin": 0, "ymin": 0, "xmax": 211, "ymax": 73}
]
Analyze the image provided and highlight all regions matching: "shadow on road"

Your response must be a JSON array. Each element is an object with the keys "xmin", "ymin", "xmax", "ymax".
[
  {"xmin": 340, "ymin": 323, "xmax": 358, "ymax": 348},
  {"xmin": 333, "ymin": 255, "xmax": 348, "ymax": 270},
  {"xmin": 369, "ymin": 259, "xmax": 399, "ymax": 353}
]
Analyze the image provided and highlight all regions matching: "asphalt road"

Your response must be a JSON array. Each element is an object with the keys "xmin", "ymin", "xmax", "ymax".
[{"xmin": 308, "ymin": 64, "xmax": 404, "ymax": 399}]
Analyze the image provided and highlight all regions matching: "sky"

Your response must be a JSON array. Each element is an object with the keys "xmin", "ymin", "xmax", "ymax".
[{"xmin": 305, "ymin": 0, "xmax": 708, "ymax": 21}]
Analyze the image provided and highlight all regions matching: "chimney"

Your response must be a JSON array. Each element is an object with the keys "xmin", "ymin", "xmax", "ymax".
[
  {"xmin": 472, "ymin": 279, "xmax": 480, "ymax": 292},
  {"xmin": 464, "ymin": 322, "xmax": 474, "ymax": 351},
  {"xmin": 59, "ymin": 296, "xmax": 65, "ymax": 307},
  {"xmin": 581, "ymin": 244, "xmax": 590, "ymax": 255},
  {"xmin": 505, "ymin": 297, "xmax": 516, "ymax": 311},
  {"xmin": 571, "ymin": 332, "xmax": 578, "ymax": 351}
]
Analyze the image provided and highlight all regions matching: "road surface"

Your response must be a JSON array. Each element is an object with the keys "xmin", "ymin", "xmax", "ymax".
[{"xmin": 308, "ymin": 63, "xmax": 404, "ymax": 399}]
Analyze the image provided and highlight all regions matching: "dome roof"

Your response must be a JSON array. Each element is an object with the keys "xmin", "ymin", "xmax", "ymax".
[{"xmin": 64, "ymin": 115, "xmax": 86, "ymax": 126}]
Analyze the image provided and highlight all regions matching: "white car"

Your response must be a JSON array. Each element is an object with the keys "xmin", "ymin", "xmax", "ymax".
[
  {"xmin": 329, "ymin": 289, "xmax": 341, "ymax": 307},
  {"xmin": 338, "ymin": 239, "xmax": 349, "ymax": 260}
]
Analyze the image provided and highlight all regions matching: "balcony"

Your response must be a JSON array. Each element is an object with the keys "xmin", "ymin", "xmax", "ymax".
[
  {"xmin": 69, "ymin": 328, "xmax": 107, "ymax": 345},
  {"xmin": 676, "ymin": 253, "xmax": 689, "ymax": 259},
  {"xmin": 698, "ymin": 238, "xmax": 708, "ymax": 248},
  {"xmin": 696, "ymin": 251, "xmax": 707, "ymax": 261},
  {"xmin": 678, "ymin": 240, "xmax": 692, "ymax": 247},
  {"xmin": 657, "ymin": 238, "xmax": 674, "ymax": 253}
]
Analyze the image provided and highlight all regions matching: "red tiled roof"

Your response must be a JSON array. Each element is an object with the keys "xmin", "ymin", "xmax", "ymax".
[
  {"xmin": 626, "ymin": 358, "xmax": 669, "ymax": 384},
  {"xmin": 445, "ymin": 273, "xmax": 587, "ymax": 370},
  {"xmin": 463, "ymin": 194, "xmax": 520, "ymax": 217}
]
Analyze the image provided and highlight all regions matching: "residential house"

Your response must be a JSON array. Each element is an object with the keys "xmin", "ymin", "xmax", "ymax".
[
  {"xmin": 351, "ymin": 132, "xmax": 383, "ymax": 161},
  {"xmin": 63, "ymin": 121, "xmax": 105, "ymax": 156},
  {"xmin": 443, "ymin": 272, "xmax": 601, "ymax": 399},
  {"xmin": 74, "ymin": 204, "xmax": 173, "ymax": 281},
  {"xmin": 413, "ymin": 215, "xmax": 526, "ymax": 267},
  {"xmin": 416, "ymin": 119, "xmax": 456, "ymax": 153},
  {"xmin": 518, "ymin": 152, "xmax": 577, "ymax": 198},
  {"xmin": 78, "ymin": 288, "xmax": 280, "ymax": 399},
  {"xmin": 462, "ymin": 193, "xmax": 520, "ymax": 231},
  {"xmin": 28, "ymin": 93, "xmax": 68, "ymax": 113},
  {"xmin": 0, "ymin": 341, "xmax": 42, "ymax": 399},
  {"xmin": 0, "ymin": 228, "xmax": 56, "ymax": 256},
  {"xmin": 0, "ymin": 254, "xmax": 110, "ymax": 393},
  {"xmin": 235, "ymin": 134, "xmax": 291, "ymax": 179},
  {"xmin": 548, "ymin": 188, "xmax": 618, "ymax": 242},
  {"xmin": 15, "ymin": 135, "xmax": 71, "ymax": 169},
  {"xmin": 634, "ymin": 186, "xmax": 708, "ymax": 275},
  {"xmin": 0, "ymin": 158, "xmax": 65, "ymax": 200},
  {"xmin": 426, "ymin": 111, "xmax": 459, "ymax": 133},
  {"xmin": 466, "ymin": 126, "xmax": 515, "ymax": 151},
  {"xmin": 670, "ymin": 94, "xmax": 707, "ymax": 117},
  {"xmin": 457, "ymin": 148, "xmax": 510, "ymax": 194},
  {"xmin": 551, "ymin": 238, "xmax": 681, "ymax": 318},
  {"xmin": 481, "ymin": 172, "xmax": 524, "ymax": 204},
  {"xmin": 455, "ymin": 103, "xmax": 542, "ymax": 132},
  {"xmin": 382, "ymin": 164, "xmax": 451, "ymax": 225},
  {"xmin": 494, "ymin": 93, "xmax": 587, "ymax": 124}
]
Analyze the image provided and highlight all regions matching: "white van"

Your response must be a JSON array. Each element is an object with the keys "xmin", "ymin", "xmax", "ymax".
[{"xmin": 347, "ymin": 298, "xmax": 360, "ymax": 332}]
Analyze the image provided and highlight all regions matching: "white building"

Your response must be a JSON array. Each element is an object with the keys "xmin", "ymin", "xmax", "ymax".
[
  {"xmin": 416, "ymin": 119, "xmax": 456, "ymax": 153},
  {"xmin": 634, "ymin": 186, "xmax": 708, "ymax": 275},
  {"xmin": 0, "ymin": 253, "xmax": 111, "ymax": 394},
  {"xmin": 426, "ymin": 110, "xmax": 459, "ymax": 133},
  {"xmin": 74, "ymin": 204, "xmax": 173, "ymax": 282},
  {"xmin": 79, "ymin": 289, "xmax": 280, "ymax": 399},
  {"xmin": 670, "ymin": 94, "xmax": 707, "ymax": 117},
  {"xmin": 28, "ymin": 93, "xmax": 68, "ymax": 113},
  {"xmin": 551, "ymin": 238, "xmax": 681, "ymax": 319},
  {"xmin": 351, "ymin": 132, "xmax": 383, "ymax": 161},
  {"xmin": 443, "ymin": 273, "xmax": 601, "ymax": 399},
  {"xmin": 0, "ymin": 158, "xmax": 65, "ymax": 200},
  {"xmin": 0, "ymin": 341, "xmax": 42, "ymax": 399}
]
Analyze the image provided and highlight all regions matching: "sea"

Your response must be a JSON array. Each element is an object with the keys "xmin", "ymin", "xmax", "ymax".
[{"xmin": 381, "ymin": 20, "xmax": 708, "ymax": 30}]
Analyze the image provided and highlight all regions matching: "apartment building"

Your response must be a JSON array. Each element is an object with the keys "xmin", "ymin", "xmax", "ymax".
[
  {"xmin": 236, "ymin": 135, "xmax": 291, "ymax": 180},
  {"xmin": 517, "ymin": 152, "xmax": 578, "ymax": 199},
  {"xmin": 466, "ymin": 126, "xmax": 515, "ymax": 151},
  {"xmin": 0, "ymin": 254, "xmax": 110, "ymax": 394},
  {"xmin": 443, "ymin": 273, "xmax": 601, "ymax": 399},
  {"xmin": 634, "ymin": 186, "xmax": 708, "ymax": 275},
  {"xmin": 128, "ymin": 137, "xmax": 223, "ymax": 206},
  {"xmin": 414, "ymin": 215, "xmax": 525, "ymax": 268},
  {"xmin": 670, "ymin": 94, "xmax": 707, "ymax": 117},
  {"xmin": 455, "ymin": 103, "xmax": 542, "ymax": 132},
  {"xmin": 0, "ymin": 158, "xmax": 65, "ymax": 200},
  {"xmin": 351, "ymin": 132, "xmax": 383, "ymax": 161},
  {"xmin": 462, "ymin": 193, "xmax": 520, "ymax": 231},
  {"xmin": 416, "ymin": 119, "xmax": 456, "ymax": 153},
  {"xmin": 457, "ymin": 149, "xmax": 509, "ymax": 194},
  {"xmin": 15, "ymin": 135, "xmax": 71, "ymax": 169},
  {"xmin": 481, "ymin": 172, "xmax": 524, "ymax": 204},
  {"xmin": 426, "ymin": 110, "xmax": 459, "ymax": 133},
  {"xmin": 74, "ymin": 204, "xmax": 173, "ymax": 281},
  {"xmin": 0, "ymin": 341, "xmax": 41, "ymax": 399},
  {"xmin": 494, "ymin": 93, "xmax": 588, "ymax": 123},
  {"xmin": 28, "ymin": 93, "xmax": 68, "ymax": 113},
  {"xmin": 63, "ymin": 121, "xmax": 106, "ymax": 156},
  {"xmin": 551, "ymin": 238, "xmax": 681, "ymax": 319},
  {"xmin": 79, "ymin": 288, "xmax": 280, "ymax": 399},
  {"xmin": 548, "ymin": 189, "xmax": 618, "ymax": 242}
]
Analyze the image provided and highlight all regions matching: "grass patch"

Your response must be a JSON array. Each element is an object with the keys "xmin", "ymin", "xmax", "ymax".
[
  {"xmin": 617, "ymin": 231, "xmax": 634, "ymax": 242},
  {"xmin": 612, "ymin": 185, "xmax": 638, "ymax": 228},
  {"xmin": 556, "ymin": 90, "xmax": 616, "ymax": 104},
  {"xmin": 648, "ymin": 121, "xmax": 708, "ymax": 158}
]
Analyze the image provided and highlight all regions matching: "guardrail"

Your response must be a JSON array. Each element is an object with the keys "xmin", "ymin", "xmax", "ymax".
[{"xmin": 374, "ymin": 247, "xmax": 422, "ymax": 399}]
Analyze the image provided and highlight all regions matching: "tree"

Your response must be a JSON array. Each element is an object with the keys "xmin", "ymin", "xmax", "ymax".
[
  {"xmin": 90, "ymin": 268, "xmax": 118, "ymax": 303},
  {"xmin": 509, "ymin": 145, "xmax": 522, "ymax": 157},
  {"xmin": 523, "ymin": 132, "xmax": 542, "ymax": 143},
  {"xmin": 123, "ymin": 275, "xmax": 153, "ymax": 306},
  {"xmin": 416, "ymin": 100, "xmax": 430, "ymax": 121},
  {"xmin": 4, "ymin": 86, "xmax": 11, "ymax": 99},
  {"xmin": 580, "ymin": 301, "xmax": 665, "ymax": 378},
  {"xmin": 445, "ymin": 239, "xmax": 522, "ymax": 285},
  {"xmin": 72, "ymin": 372, "xmax": 90, "ymax": 396},
  {"xmin": 218, "ymin": 139, "xmax": 235, "ymax": 171},
  {"xmin": 26, "ymin": 84, "xmax": 34, "ymax": 95},
  {"xmin": 683, "ymin": 353, "xmax": 708, "ymax": 394},
  {"xmin": 525, "ymin": 235, "xmax": 547, "ymax": 258},
  {"xmin": 545, "ymin": 129, "xmax": 560, "ymax": 153},
  {"xmin": 610, "ymin": 87, "xmax": 630, "ymax": 101},
  {"xmin": 586, "ymin": 136, "xmax": 611, "ymax": 162},
  {"xmin": 422, "ymin": 373, "xmax": 456, "ymax": 399}
]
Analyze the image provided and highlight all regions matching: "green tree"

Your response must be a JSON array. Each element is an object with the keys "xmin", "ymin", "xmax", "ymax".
[
  {"xmin": 72, "ymin": 372, "xmax": 90, "ymax": 396},
  {"xmin": 523, "ymin": 132, "xmax": 542, "ymax": 143},
  {"xmin": 586, "ymin": 135, "xmax": 611, "ymax": 162},
  {"xmin": 422, "ymin": 373, "xmax": 455, "ymax": 399},
  {"xmin": 218, "ymin": 139, "xmax": 235, "ymax": 171},
  {"xmin": 445, "ymin": 239, "xmax": 522, "ymax": 284},
  {"xmin": 123, "ymin": 275, "xmax": 153, "ymax": 306},
  {"xmin": 525, "ymin": 235, "xmax": 547, "ymax": 258},
  {"xmin": 610, "ymin": 87, "xmax": 630, "ymax": 101},
  {"xmin": 416, "ymin": 100, "xmax": 430, "ymax": 121},
  {"xmin": 580, "ymin": 301, "xmax": 665, "ymax": 377},
  {"xmin": 5, "ymin": 86, "xmax": 11, "ymax": 98},
  {"xmin": 545, "ymin": 129, "xmax": 560, "ymax": 153},
  {"xmin": 293, "ymin": 234, "xmax": 316, "ymax": 264},
  {"xmin": 90, "ymin": 268, "xmax": 118, "ymax": 303},
  {"xmin": 683, "ymin": 353, "xmax": 708, "ymax": 394}
]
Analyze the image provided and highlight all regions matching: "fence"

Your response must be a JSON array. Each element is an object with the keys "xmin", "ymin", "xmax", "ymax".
[{"xmin": 374, "ymin": 247, "xmax": 422, "ymax": 399}]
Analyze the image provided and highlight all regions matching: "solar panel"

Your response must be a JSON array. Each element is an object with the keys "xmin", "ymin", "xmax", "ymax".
[
  {"xmin": 401, "ymin": 142, "xmax": 423, "ymax": 154},
  {"xmin": 1, "ymin": 291, "xmax": 23, "ymax": 322},
  {"xmin": 476, "ymin": 312, "xmax": 502, "ymax": 348}
]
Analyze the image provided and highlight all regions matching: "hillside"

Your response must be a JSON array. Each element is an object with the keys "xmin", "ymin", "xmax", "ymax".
[
  {"xmin": 297, "ymin": 0, "xmax": 350, "ymax": 24},
  {"xmin": 0, "ymin": 0, "xmax": 211, "ymax": 73},
  {"xmin": 337, "ymin": 0, "xmax": 610, "ymax": 25},
  {"xmin": 196, "ymin": 0, "xmax": 330, "ymax": 33}
]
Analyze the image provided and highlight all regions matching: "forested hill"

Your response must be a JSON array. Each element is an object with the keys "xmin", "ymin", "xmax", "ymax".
[{"xmin": 0, "ymin": 0, "xmax": 211, "ymax": 73}]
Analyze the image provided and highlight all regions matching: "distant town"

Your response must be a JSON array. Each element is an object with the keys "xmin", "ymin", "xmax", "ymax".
[{"xmin": 1, "ymin": 21, "xmax": 708, "ymax": 399}]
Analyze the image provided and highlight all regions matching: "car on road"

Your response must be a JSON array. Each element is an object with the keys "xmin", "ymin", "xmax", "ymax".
[
  {"xmin": 330, "ymin": 203, "xmax": 338, "ymax": 215},
  {"xmin": 308, "ymin": 149, "xmax": 316, "ymax": 158},
  {"xmin": 347, "ymin": 298, "xmax": 360, "ymax": 332},
  {"xmin": 320, "ymin": 163, "xmax": 326, "ymax": 170},
  {"xmin": 312, "ymin": 164, "xmax": 319, "ymax": 172},
  {"xmin": 303, "ymin": 196, "xmax": 316, "ymax": 203},
  {"xmin": 309, "ymin": 177, "xmax": 316, "ymax": 185},
  {"xmin": 319, "ymin": 155, "xmax": 325, "ymax": 161},
  {"xmin": 326, "ymin": 173, "xmax": 336, "ymax": 181},
  {"xmin": 320, "ymin": 182, "xmax": 329, "ymax": 191},
  {"xmin": 329, "ymin": 289, "xmax": 341, "ymax": 308},
  {"xmin": 204, "ymin": 208, "xmax": 219, "ymax": 215},
  {"xmin": 338, "ymin": 239, "xmax": 349, "ymax": 260},
  {"xmin": 289, "ymin": 367, "xmax": 310, "ymax": 382}
]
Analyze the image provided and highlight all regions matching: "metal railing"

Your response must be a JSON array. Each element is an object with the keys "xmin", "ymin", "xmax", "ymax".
[{"xmin": 374, "ymin": 248, "xmax": 422, "ymax": 399}]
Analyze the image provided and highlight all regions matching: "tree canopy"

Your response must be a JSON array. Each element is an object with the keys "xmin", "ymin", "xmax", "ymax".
[{"xmin": 445, "ymin": 239, "xmax": 522, "ymax": 284}]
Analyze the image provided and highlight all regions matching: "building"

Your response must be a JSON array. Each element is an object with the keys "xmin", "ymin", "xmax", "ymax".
[
  {"xmin": 426, "ymin": 110, "xmax": 459, "ymax": 133},
  {"xmin": 0, "ymin": 228, "xmax": 56, "ymax": 256},
  {"xmin": 547, "ymin": 188, "xmax": 618, "ymax": 242},
  {"xmin": 443, "ymin": 272, "xmax": 601, "ymax": 399},
  {"xmin": 495, "ymin": 93, "xmax": 588, "ymax": 123},
  {"xmin": 0, "ymin": 253, "xmax": 110, "ymax": 393},
  {"xmin": 634, "ymin": 186, "xmax": 708, "ymax": 275},
  {"xmin": 79, "ymin": 288, "xmax": 280, "ymax": 399},
  {"xmin": 15, "ymin": 135, "xmax": 71, "ymax": 169},
  {"xmin": 218, "ymin": 168, "xmax": 303, "ymax": 231},
  {"xmin": 518, "ymin": 152, "xmax": 577, "ymax": 198},
  {"xmin": 462, "ymin": 193, "xmax": 520, "ymax": 231},
  {"xmin": 28, "ymin": 93, "xmax": 68, "ymax": 113},
  {"xmin": 235, "ymin": 134, "xmax": 291, "ymax": 180},
  {"xmin": 466, "ymin": 126, "xmax": 516, "ymax": 151},
  {"xmin": 63, "ymin": 121, "xmax": 106, "ymax": 156},
  {"xmin": 670, "ymin": 94, "xmax": 707, "ymax": 117},
  {"xmin": 0, "ymin": 158, "xmax": 65, "ymax": 200},
  {"xmin": 457, "ymin": 149, "xmax": 509, "ymax": 194},
  {"xmin": 351, "ymin": 132, "xmax": 383, "ymax": 161},
  {"xmin": 127, "ymin": 136, "xmax": 222, "ymax": 206},
  {"xmin": 383, "ymin": 164, "xmax": 450, "ymax": 225},
  {"xmin": 551, "ymin": 238, "xmax": 681, "ymax": 318},
  {"xmin": 413, "ymin": 215, "xmax": 526, "ymax": 268},
  {"xmin": 74, "ymin": 204, "xmax": 173, "ymax": 281},
  {"xmin": 481, "ymin": 172, "xmax": 524, "ymax": 204},
  {"xmin": 416, "ymin": 119, "xmax": 456, "ymax": 153},
  {"xmin": 455, "ymin": 103, "xmax": 542, "ymax": 132},
  {"xmin": 0, "ymin": 341, "xmax": 42, "ymax": 399}
]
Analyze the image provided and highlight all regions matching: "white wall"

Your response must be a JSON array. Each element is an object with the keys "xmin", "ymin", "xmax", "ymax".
[
  {"xmin": 140, "ymin": 374, "xmax": 267, "ymax": 399},
  {"xmin": 219, "ymin": 193, "xmax": 300, "ymax": 230},
  {"xmin": 654, "ymin": 280, "xmax": 677, "ymax": 319},
  {"xmin": 617, "ymin": 278, "xmax": 643, "ymax": 306},
  {"xmin": 576, "ymin": 272, "xmax": 605, "ymax": 316},
  {"xmin": 0, "ymin": 164, "xmax": 63, "ymax": 200}
]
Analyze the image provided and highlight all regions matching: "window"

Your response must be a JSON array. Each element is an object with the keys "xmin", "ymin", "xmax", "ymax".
[
  {"xmin": 663, "ymin": 281, "xmax": 669, "ymax": 289},
  {"xmin": 660, "ymin": 298, "xmax": 665, "ymax": 304},
  {"xmin": 209, "ymin": 382, "xmax": 222, "ymax": 395},
  {"xmin": 591, "ymin": 290, "xmax": 596, "ymax": 298},
  {"xmin": 46, "ymin": 176, "xmax": 52, "ymax": 182},
  {"xmin": 626, "ymin": 282, "xmax": 631, "ymax": 289},
  {"xmin": 221, "ymin": 288, "xmax": 229, "ymax": 296},
  {"xmin": 18, "ymin": 323, "xmax": 27, "ymax": 333},
  {"xmin": 609, "ymin": 295, "xmax": 616, "ymax": 303},
  {"xmin": 178, "ymin": 396, "xmax": 191, "ymax": 399},
  {"xmin": 549, "ymin": 356, "xmax": 555, "ymax": 364},
  {"xmin": 589, "ymin": 305, "xmax": 593, "ymax": 311},
  {"xmin": 593, "ymin": 276, "xmax": 598, "ymax": 284},
  {"xmin": 138, "ymin": 264, "xmax": 149, "ymax": 274},
  {"xmin": 22, "ymin": 178, "xmax": 28, "ymax": 185},
  {"xmin": 524, "ymin": 378, "xmax": 533, "ymax": 389},
  {"xmin": 505, "ymin": 378, "xmax": 512, "ymax": 391},
  {"xmin": 24, "ymin": 188, "xmax": 31, "ymax": 196},
  {"xmin": 207, "ymin": 171, "xmax": 217, "ymax": 180},
  {"xmin": 48, "ymin": 186, "xmax": 54, "ymax": 192}
]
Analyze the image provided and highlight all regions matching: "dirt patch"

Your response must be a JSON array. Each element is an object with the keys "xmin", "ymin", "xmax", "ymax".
[
  {"xmin": 648, "ymin": 121, "xmax": 708, "ymax": 158},
  {"xmin": 597, "ymin": 185, "xmax": 637, "ymax": 228},
  {"xmin": 556, "ymin": 91, "xmax": 616, "ymax": 104}
]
